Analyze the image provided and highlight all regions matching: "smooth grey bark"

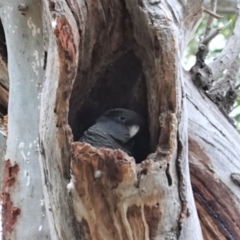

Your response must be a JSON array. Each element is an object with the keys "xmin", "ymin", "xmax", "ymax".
[{"xmin": 0, "ymin": 1, "xmax": 50, "ymax": 239}]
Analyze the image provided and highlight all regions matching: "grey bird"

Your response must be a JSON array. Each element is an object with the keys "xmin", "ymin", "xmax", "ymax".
[{"xmin": 79, "ymin": 108, "xmax": 145, "ymax": 157}]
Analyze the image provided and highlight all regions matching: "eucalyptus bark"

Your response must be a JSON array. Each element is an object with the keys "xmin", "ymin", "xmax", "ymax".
[
  {"xmin": 0, "ymin": 0, "xmax": 240, "ymax": 240},
  {"xmin": 0, "ymin": 1, "xmax": 50, "ymax": 239}
]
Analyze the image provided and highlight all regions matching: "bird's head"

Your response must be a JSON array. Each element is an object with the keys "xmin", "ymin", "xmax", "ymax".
[{"xmin": 96, "ymin": 108, "xmax": 145, "ymax": 140}]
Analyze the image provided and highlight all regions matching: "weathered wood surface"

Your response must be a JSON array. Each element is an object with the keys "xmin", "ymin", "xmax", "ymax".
[
  {"xmin": 185, "ymin": 71, "xmax": 240, "ymax": 240},
  {"xmin": 39, "ymin": 0, "xmax": 204, "ymax": 239}
]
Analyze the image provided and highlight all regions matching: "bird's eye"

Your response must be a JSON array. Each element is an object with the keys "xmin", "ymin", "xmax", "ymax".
[{"xmin": 120, "ymin": 115, "xmax": 126, "ymax": 121}]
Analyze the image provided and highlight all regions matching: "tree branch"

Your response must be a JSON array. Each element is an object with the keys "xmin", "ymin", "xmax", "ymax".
[
  {"xmin": 204, "ymin": 0, "xmax": 218, "ymax": 38},
  {"xmin": 209, "ymin": 0, "xmax": 240, "ymax": 79},
  {"xmin": 208, "ymin": 60, "xmax": 239, "ymax": 116},
  {"xmin": 202, "ymin": 20, "xmax": 232, "ymax": 45}
]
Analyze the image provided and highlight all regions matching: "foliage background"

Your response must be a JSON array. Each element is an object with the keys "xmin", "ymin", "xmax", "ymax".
[{"xmin": 182, "ymin": 14, "xmax": 240, "ymax": 129}]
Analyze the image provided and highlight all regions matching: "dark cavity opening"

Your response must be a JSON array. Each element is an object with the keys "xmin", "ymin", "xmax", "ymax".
[
  {"xmin": 69, "ymin": 50, "xmax": 151, "ymax": 163},
  {"xmin": 0, "ymin": 20, "xmax": 8, "ymax": 118}
]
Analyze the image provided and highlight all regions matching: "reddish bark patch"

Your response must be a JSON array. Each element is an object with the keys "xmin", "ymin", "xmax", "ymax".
[
  {"xmin": 71, "ymin": 142, "xmax": 153, "ymax": 240},
  {"xmin": 2, "ymin": 160, "xmax": 19, "ymax": 188},
  {"xmin": 189, "ymin": 138, "xmax": 212, "ymax": 167},
  {"xmin": 71, "ymin": 142, "xmax": 134, "ymax": 239},
  {"xmin": 71, "ymin": 142, "xmax": 135, "ymax": 189},
  {"xmin": 52, "ymin": 11, "xmax": 79, "ymax": 180},
  {"xmin": 2, "ymin": 193, "xmax": 21, "ymax": 238},
  {"xmin": 127, "ymin": 205, "xmax": 145, "ymax": 239},
  {"xmin": 54, "ymin": 16, "xmax": 76, "ymax": 62},
  {"xmin": 158, "ymin": 112, "xmax": 175, "ymax": 155},
  {"xmin": 2, "ymin": 160, "xmax": 20, "ymax": 239},
  {"xmin": 144, "ymin": 204, "xmax": 161, "ymax": 240},
  {"xmin": 189, "ymin": 139, "xmax": 240, "ymax": 240}
]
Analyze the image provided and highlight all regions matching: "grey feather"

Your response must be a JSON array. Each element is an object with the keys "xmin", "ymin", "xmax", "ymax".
[{"xmin": 79, "ymin": 108, "xmax": 144, "ymax": 156}]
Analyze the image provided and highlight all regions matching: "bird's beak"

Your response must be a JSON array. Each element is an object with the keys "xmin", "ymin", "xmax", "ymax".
[{"xmin": 129, "ymin": 125, "xmax": 139, "ymax": 138}]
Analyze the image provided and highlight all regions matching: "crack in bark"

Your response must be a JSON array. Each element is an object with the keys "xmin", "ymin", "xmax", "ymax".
[
  {"xmin": 165, "ymin": 163, "xmax": 172, "ymax": 186},
  {"xmin": 186, "ymin": 95, "xmax": 235, "ymax": 148},
  {"xmin": 197, "ymin": 135, "xmax": 233, "ymax": 164},
  {"xmin": 193, "ymin": 187, "xmax": 236, "ymax": 240},
  {"xmin": 189, "ymin": 120, "xmax": 240, "ymax": 165}
]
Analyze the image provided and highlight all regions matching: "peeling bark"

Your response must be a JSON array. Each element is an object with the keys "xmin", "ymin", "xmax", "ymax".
[
  {"xmin": 2, "ymin": 160, "xmax": 20, "ymax": 239},
  {"xmin": 70, "ymin": 143, "xmax": 165, "ymax": 240}
]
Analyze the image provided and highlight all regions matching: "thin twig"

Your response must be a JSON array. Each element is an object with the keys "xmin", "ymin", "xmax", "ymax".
[
  {"xmin": 235, "ymin": 83, "xmax": 240, "ymax": 89},
  {"xmin": 204, "ymin": 0, "xmax": 218, "ymax": 38},
  {"xmin": 201, "ymin": 20, "xmax": 232, "ymax": 45}
]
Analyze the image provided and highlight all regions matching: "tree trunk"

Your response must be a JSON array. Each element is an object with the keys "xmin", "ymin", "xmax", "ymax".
[
  {"xmin": 1, "ymin": 0, "xmax": 240, "ymax": 240},
  {"xmin": 1, "ymin": 1, "xmax": 50, "ymax": 239}
]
